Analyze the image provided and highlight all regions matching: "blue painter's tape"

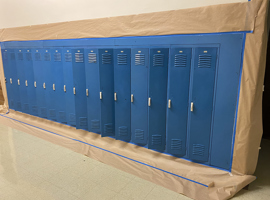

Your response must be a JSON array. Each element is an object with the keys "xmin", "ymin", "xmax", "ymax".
[{"xmin": 0, "ymin": 113, "xmax": 208, "ymax": 188}]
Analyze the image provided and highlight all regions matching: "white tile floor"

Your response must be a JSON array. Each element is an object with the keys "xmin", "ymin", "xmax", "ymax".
[{"xmin": 0, "ymin": 122, "xmax": 269, "ymax": 200}]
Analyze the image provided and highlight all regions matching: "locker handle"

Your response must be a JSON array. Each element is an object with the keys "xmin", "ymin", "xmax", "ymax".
[
  {"xmin": 18, "ymin": 79, "xmax": 20, "ymax": 86},
  {"xmin": 53, "ymin": 84, "xmax": 55, "ymax": 91},
  {"xmin": 131, "ymin": 94, "xmax": 134, "ymax": 103},
  {"xmin": 191, "ymin": 102, "xmax": 194, "ymax": 112},
  {"xmin": 43, "ymin": 82, "xmax": 46, "ymax": 89},
  {"xmin": 86, "ymin": 89, "xmax": 89, "ymax": 96},
  {"xmin": 168, "ymin": 99, "xmax": 171, "ymax": 109},
  {"xmin": 10, "ymin": 78, "xmax": 12, "ymax": 84},
  {"xmin": 25, "ymin": 80, "xmax": 28, "ymax": 87},
  {"xmin": 64, "ymin": 85, "xmax": 66, "ymax": 92},
  {"xmin": 148, "ymin": 97, "xmax": 151, "ymax": 107},
  {"xmin": 100, "ymin": 92, "xmax": 102, "ymax": 100},
  {"xmin": 34, "ymin": 81, "xmax": 36, "ymax": 88},
  {"xmin": 73, "ymin": 87, "xmax": 76, "ymax": 95},
  {"xmin": 114, "ymin": 92, "xmax": 117, "ymax": 101},
  {"xmin": 5, "ymin": 78, "xmax": 6, "ymax": 83}
]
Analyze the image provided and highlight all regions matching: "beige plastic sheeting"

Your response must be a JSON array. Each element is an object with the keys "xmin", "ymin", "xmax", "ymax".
[{"xmin": 0, "ymin": 0, "xmax": 268, "ymax": 199}]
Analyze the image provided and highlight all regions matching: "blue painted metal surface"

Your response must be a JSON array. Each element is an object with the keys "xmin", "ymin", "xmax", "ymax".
[
  {"xmin": 114, "ymin": 48, "xmax": 131, "ymax": 141},
  {"xmin": 166, "ymin": 48, "xmax": 192, "ymax": 156}
]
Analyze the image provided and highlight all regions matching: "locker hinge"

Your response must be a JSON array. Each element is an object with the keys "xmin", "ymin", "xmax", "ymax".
[
  {"xmin": 10, "ymin": 78, "xmax": 12, "ymax": 84},
  {"xmin": 114, "ymin": 92, "xmax": 117, "ymax": 101},
  {"xmin": 18, "ymin": 79, "xmax": 20, "ymax": 86},
  {"xmin": 100, "ymin": 92, "xmax": 102, "ymax": 100},
  {"xmin": 86, "ymin": 89, "xmax": 89, "ymax": 96},
  {"xmin": 131, "ymin": 94, "xmax": 134, "ymax": 103},
  {"xmin": 64, "ymin": 85, "xmax": 66, "ymax": 92},
  {"xmin": 25, "ymin": 80, "xmax": 28, "ymax": 87},
  {"xmin": 34, "ymin": 81, "xmax": 36, "ymax": 88},
  {"xmin": 43, "ymin": 82, "xmax": 46, "ymax": 89},
  {"xmin": 53, "ymin": 84, "xmax": 55, "ymax": 91},
  {"xmin": 73, "ymin": 87, "xmax": 76, "ymax": 95},
  {"xmin": 191, "ymin": 102, "xmax": 194, "ymax": 112},
  {"xmin": 168, "ymin": 99, "xmax": 171, "ymax": 108},
  {"xmin": 148, "ymin": 97, "xmax": 151, "ymax": 107}
]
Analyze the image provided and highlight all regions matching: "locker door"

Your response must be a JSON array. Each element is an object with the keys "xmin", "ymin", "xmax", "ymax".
[
  {"xmin": 72, "ymin": 48, "xmax": 88, "ymax": 130},
  {"xmin": 63, "ymin": 48, "xmax": 76, "ymax": 126},
  {"xmin": 85, "ymin": 49, "xmax": 101, "ymax": 133},
  {"xmin": 24, "ymin": 49, "xmax": 38, "ymax": 116},
  {"xmin": 114, "ymin": 48, "xmax": 131, "ymax": 141},
  {"xmin": 15, "ymin": 49, "xmax": 29, "ymax": 114},
  {"xmin": 188, "ymin": 47, "xmax": 217, "ymax": 162},
  {"xmin": 166, "ymin": 48, "xmax": 192, "ymax": 156},
  {"xmin": 148, "ymin": 48, "xmax": 169, "ymax": 151},
  {"xmin": 32, "ymin": 49, "xmax": 47, "ymax": 118},
  {"xmin": 52, "ymin": 48, "xmax": 66, "ymax": 123},
  {"xmin": 131, "ymin": 48, "xmax": 149, "ymax": 145},
  {"xmin": 99, "ymin": 49, "xmax": 114, "ymax": 137}
]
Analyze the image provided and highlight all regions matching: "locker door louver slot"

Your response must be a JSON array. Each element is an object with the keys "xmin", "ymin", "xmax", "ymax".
[
  {"xmin": 40, "ymin": 107, "xmax": 47, "ymax": 117},
  {"xmin": 79, "ymin": 117, "xmax": 87, "ymax": 127},
  {"xmin": 17, "ymin": 102, "xmax": 22, "ymax": 110},
  {"xmin": 10, "ymin": 53, "xmax": 15, "ymax": 60},
  {"xmin": 59, "ymin": 111, "xmax": 66, "ymax": 122},
  {"xmin": 49, "ymin": 109, "xmax": 56, "ymax": 118},
  {"xmin": 54, "ymin": 53, "xmax": 61, "ymax": 62},
  {"xmin": 198, "ymin": 54, "xmax": 212, "ymax": 68},
  {"xmin": 18, "ymin": 53, "xmax": 23, "ymax": 60},
  {"xmin": 10, "ymin": 100, "xmax": 14, "ymax": 107},
  {"xmin": 135, "ymin": 129, "xmax": 144, "ymax": 140},
  {"xmin": 117, "ymin": 54, "xmax": 127, "ymax": 65},
  {"xmin": 65, "ymin": 53, "xmax": 72, "ymax": 62},
  {"xmin": 104, "ymin": 123, "xmax": 113, "ymax": 134},
  {"xmin": 3, "ymin": 52, "xmax": 8, "ymax": 60},
  {"xmin": 174, "ymin": 54, "xmax": 187, "ymax": 67},
  {"xmin": 69, "ymin": 114, "xmax": 76, "ymax": 123},
  {"xmin": 135, "ymin": 54, "xmax": 145, "ymax": 66},
  {"xmin": 88, "ymin": 53, "xmax": 97, "ymax": 63},
  {"xmin": 152, "ymin": 135, "xmax": 162, "ymax": 145},
  {"xmin": 91, "ymin": 119, "xmax": 100, "ymax": 129},
  {"xmin": 171, "ymin": 139, "xmax": 182, "ymax": 150},
  {"xmin": 32, "ymin": 105, "xmax": 38, "ymax": 114},
  {"xmin": 102, "ymin": 54, "xmax": 112, "ymax": 64},
  {"xmin": 24, "ymin": 104, "xmax": 29, "ymax": 112},
  {"xmin": 153, "ymin": 54, "xmax": 164, "ymax": 66},
  {"xmin": 26, "ymin": 53, "xmax": 32, "ymax": 61},
  {"xmin": 192, "ymin": 144, "xmax": 205, "ymax": 156},
  {"xmin": 75, "ymin": 53, "xmax": 84, "ymax": 63},
  {"xmin": 119, "ymin": 126, "xmax": 128, "ymax": 136},
  {"xmin": 44, "ymin": 53, "xmax": 51, "ymax": 61},
  {"xmin": 35, "ymin": 53, "xmax": 41, "ymax": 61}
]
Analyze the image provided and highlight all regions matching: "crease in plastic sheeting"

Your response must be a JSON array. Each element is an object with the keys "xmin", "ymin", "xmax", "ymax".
[{"xmin": 0, "ymin": 113, "xmax": 211, "ymax": 188}]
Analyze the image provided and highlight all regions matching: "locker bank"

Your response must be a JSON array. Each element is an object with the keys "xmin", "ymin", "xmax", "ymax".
[{"xmin": 0, "ymin": 0, "xmax": 268, "ymax": 199}]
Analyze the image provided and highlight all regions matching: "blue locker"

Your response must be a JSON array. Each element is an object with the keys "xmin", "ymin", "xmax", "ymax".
[
  {"xmin": 114, "ymin": 48, "xmax": 131, "ymax": 141},
  {"xmin": 24, "ymin": 49, "xmax": 38, "ymax": 116},
  {"xmin": 15, "ymin": 49, "xmax": 29, "ymax": 114},
  {"xmin": 52, "ymin": 48, "xmax": 66, "ymax": 123},
  {"xmin": 72, "ymin": 48, "xmax": 88, "ymax": 130},
  {"xmin": 188, "ymin": 47, "xmax": 217, "ymax": 162},
  {"xmin": 85, "ymin": 49, "xmax": 101, "ymax": 133},
  {"xmin": 131, "ymin": 48, "xmax": 149, "ymax": 145},
  {"xmin": 63, "ymin": 48, "xmax": 76, "ymax": 126},
  {"xmin": 148, "ymin": 48, "xmax": 169, "ymax": 151},
  {"xmin": 99, "ymin": 49, "xmax": 114, "ymax": 137},
  {"xmin": 32, "ymin": 49, "xmax": 47, "ymax": 118},
  {"xmin": 166, "ymin": 48, "xmax": 192, "ymax": 156}
]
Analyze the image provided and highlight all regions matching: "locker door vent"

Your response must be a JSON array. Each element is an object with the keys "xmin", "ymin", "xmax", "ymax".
[
  {"xmin": 135, "ymin": 129, "xmax": 144, "ymax": 140},
  {"xmin": 10, "ymin": 53, "xmax": 16, "ymax": 60},
  {"xmin": 35, "ymin": 53, "xmax": 41, "ymax": 61},
  {"xmin": 54, "ymin": 53, "xmax": 61, "ymax": 62},
  {"xmin": 192, "ymin": 144, "xmax": 205, "ymax": 156},
  {"xmin": 171, "ymin": 139, "xmax": 182, "ymax": 150},
  {"xmin": 44, "ymin": 53, "xmax": 51, "ymax": 61},
  {"xmin": 17, "ymin": 102, "xmax": 22, "ymax": 110},
  {"xmin": 79, "ymin": 117, "xmax": 87, "ymax": 127},
  {"xmin": 152, "ymin": 135, "xmax": 162, "ymax": 145},
  {"xmin": 153, "ymin": 54, "xmax": 164, "ymax": 67},
  {"xmin": 104, "ymin": 123, "xmax": 113, "ymax": 134},
  {"xmin": 18, "ymin": 53, "xmax": 23, "ymax": 60},
  {"xmin": 69, "ymin": 114, "xmax": 76, "ymax": 123},
  {"xmin": 198, "ymin": 54, "xmax": 212, "ymax": 68},
  {"xmin": 32, "ymin": 105, "xmax": 38, "ymax": 114},
  {"xmin": 24, "ymin": 104, "xmax": 29, "ymax": 112},
  {"xmin": 40, "ymin": 107, "xmax": 47, "ymax": 117},
  {"xmin": 49, "ymin": 109, "xmax": 56, "ymax": 118},
  {"xmin": 174, "ymin": 54, "xmax": 187, "ymax": 67},
  {"xmin": 26, "ymin": 53, "xmax": 32, "ymax": 61},
  {"xmin": 102, "ymin": 54, "xmax": 112, "ymax": 64},
  {"xmin": 10, "ymin": 100, "xmax": 14, "ymax": 107},
  {"xmin": 91, "ymin": 119, "xmax": 100, "ymax": 129},
  {"xmin": 88, "ymin": 53, "xmax": 97, "ymax": 63},
  {"xmin": 135, "ymin": 54, "xmax": 145, "ymax": 66},
  {"xmin": 75, "ymin": 53, "xmax": 84, "ymax": 63},
  {"xmin": 59, "ymin": 111, "xmax": 66, "ymax": 122},
  {"xmin": 117, "ymin": 54, "xmax": 127, "ymax": 65},
  {"xmin": 119, "ymin": 126, "xmax": 128, "ymax": 136},
  {"xmin": 3, "ymin": 52, "xmax": 8, "ymax": 60},
  {"xmin": 65, "ymin": 53, "xmax": 72, "ymax": 62}
]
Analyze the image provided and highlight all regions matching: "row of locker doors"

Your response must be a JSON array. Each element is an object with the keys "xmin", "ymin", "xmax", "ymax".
[{"xmin": 2, "ymin": 47, "xmax": 217, "ymax": 163}]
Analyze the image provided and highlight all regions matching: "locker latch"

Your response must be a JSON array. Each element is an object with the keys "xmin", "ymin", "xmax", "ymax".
[
  {"xmin": 114, "ymin": 92, "xmax": 117, "ymax": 101},
  {"xmin": 100, "ymin": 92, "xmax": 102, "ymax": 100},
  {"xmin": 131, "ymin": 94, "xmax": 134, "ymax": 103},
  {"xmin": 53, "ymin": 84, "xmax": 55, "ymax": 91},
  {"xmin": 73, "ymin": 87, "xmax": 76, "ymax": 95},
  {"xmin": 43, "ymin": 82, "xmax": 46, "ymax": 89},
  {"xmin": 168, "ymin": 99, "xmax": 171, "ymax": 108},
  {"xmin": 5, "ymin": 78, "xmax": 6, "ymax": 83},
  {"xmin": 34, "ymin": 81, "xmax": 36, "ymax": 88},
  {"xmin": 148, "ymin": 97, "xmax": 151, "ymax": 107},
  {"xmin": 25, "ymin": 80, "xmax": 28, "ymax": 87},
  {"xmin": 64, "ymin": 85, "xmax": 66, "ymax": 92},
  {"xmin": 18, "ymin": 79, "xmax": 20, "ymax": 85},
  {"xmin": 191, "ymin": 102, "xmax": 194, "ymax": 112},
  {"xmin": 10, "ymin": 78, "xmax": 12, "ymax": 84},
  {"xmin": 86, "ymin": 89, "xmax": 89, "ymax": 96}
]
